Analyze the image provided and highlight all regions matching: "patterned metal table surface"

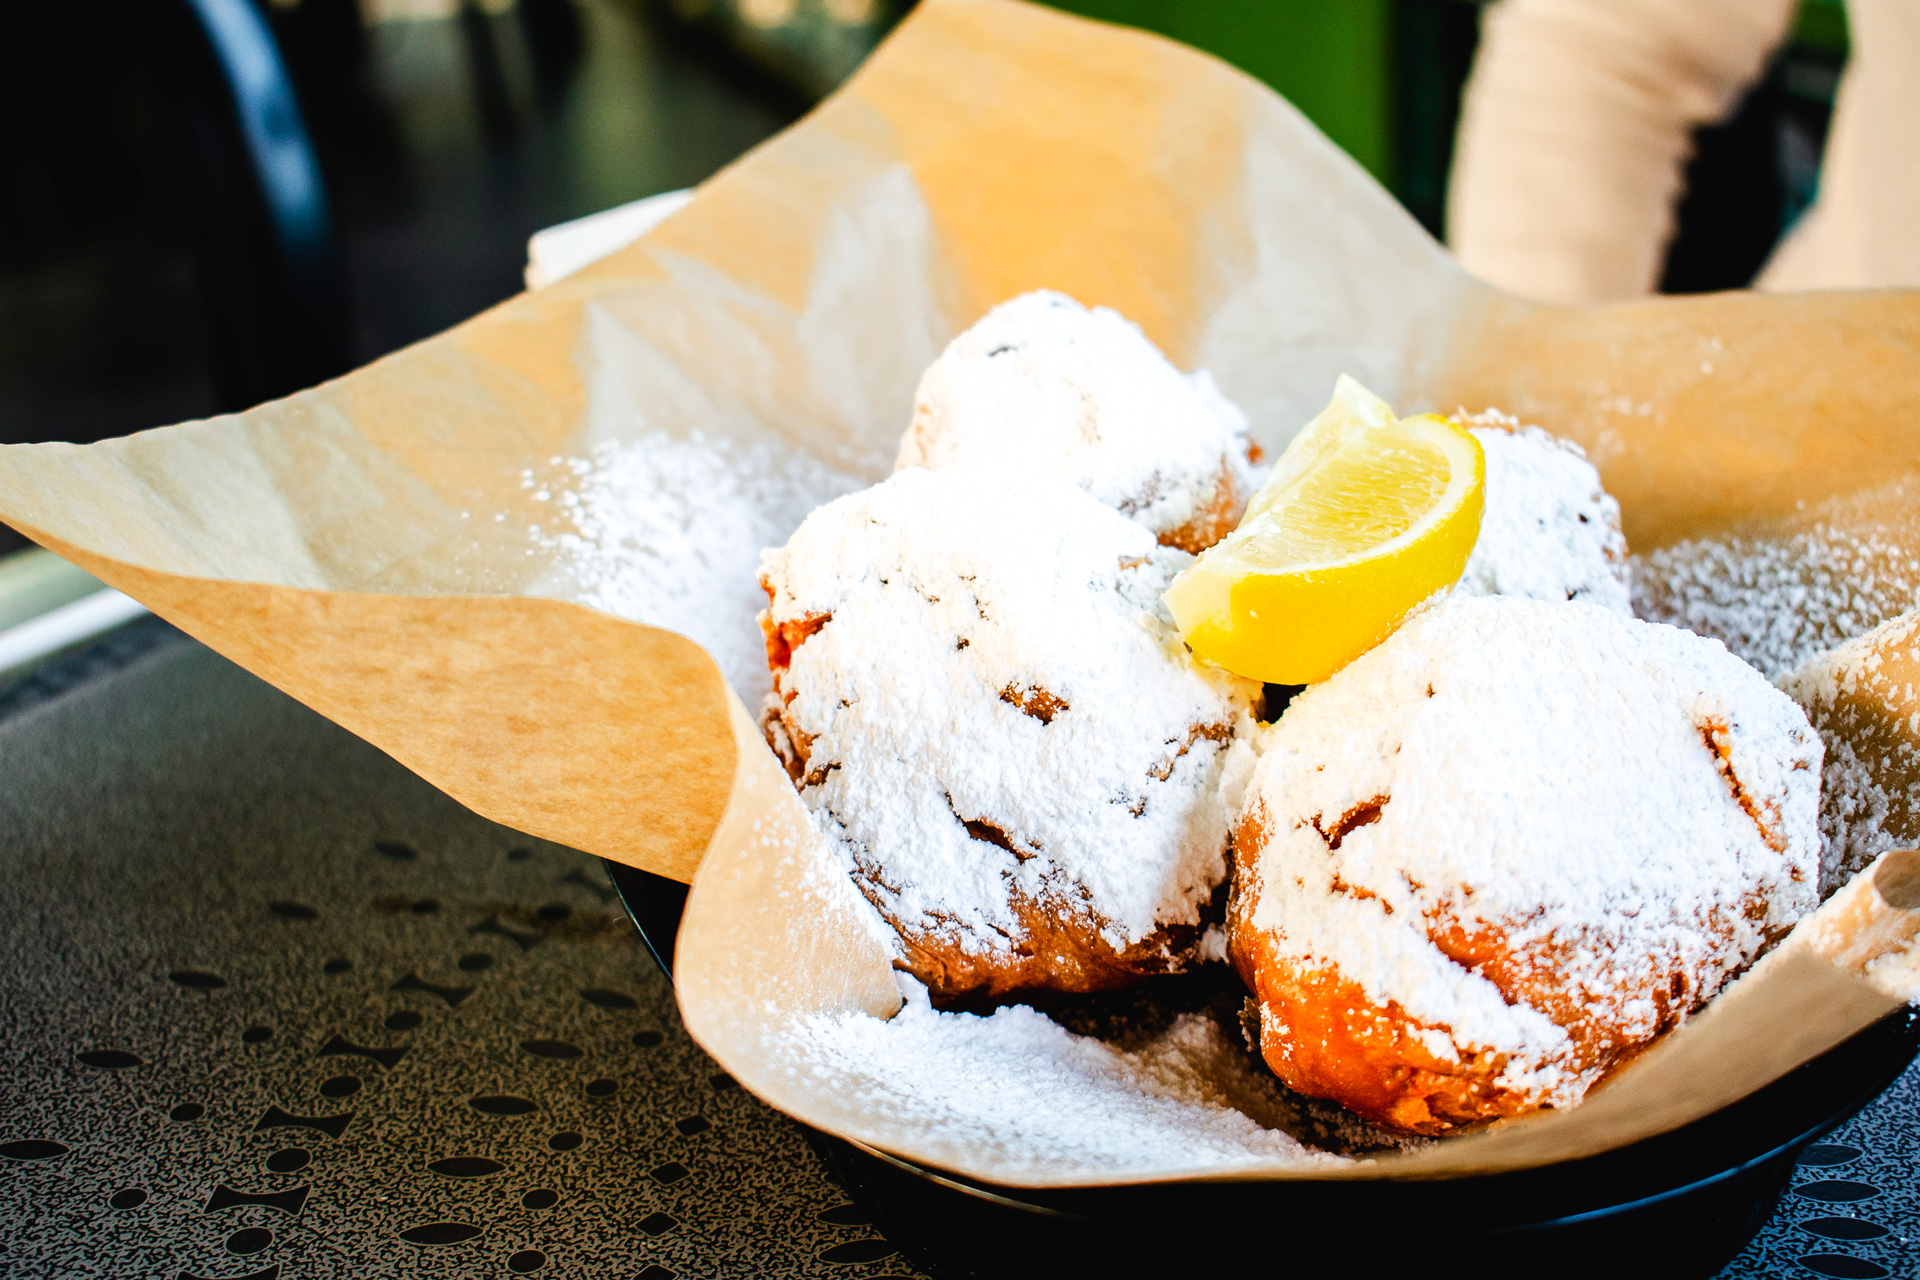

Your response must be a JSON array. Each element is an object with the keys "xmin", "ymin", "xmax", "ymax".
[{"xmin": 0, "ymin": 623, "xmax": 1913, "ymax": 1279}]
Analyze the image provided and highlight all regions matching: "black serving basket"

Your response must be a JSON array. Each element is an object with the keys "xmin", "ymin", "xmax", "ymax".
[{"xmin": 604, "ymin": 860, "xmax": 1919, "ymax": 1280}]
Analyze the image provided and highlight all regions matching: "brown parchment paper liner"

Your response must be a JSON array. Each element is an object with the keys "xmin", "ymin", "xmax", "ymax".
[{"xmin": 1, "ymin": 0, "xmax": 1917, "ymax": 1185}]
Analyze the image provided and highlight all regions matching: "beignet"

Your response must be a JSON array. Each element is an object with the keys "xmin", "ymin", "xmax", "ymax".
[
  {"xmin": 1455, "ymin": 411, "xmax": 1630, "ymax": 614},
  {"xmin": 1231, "ymin": 595, "xmax": 1820, "ymax": 1135},
  {"xmin": 894, "ymin": 291, "xmax": 1258, "ymax": 553},
  {"xmin": 761, "ymin": 468, "xmax": 1262, "ymax": 1006}
]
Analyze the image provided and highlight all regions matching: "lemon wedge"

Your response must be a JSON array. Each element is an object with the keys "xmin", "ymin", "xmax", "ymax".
[{"xmin": 1164, "ymin": 375, "xmax": 1484, "ymax": 685}]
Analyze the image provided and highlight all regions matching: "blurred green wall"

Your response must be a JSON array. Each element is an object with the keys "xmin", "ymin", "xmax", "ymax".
[
  {"xmin": 1043, "ymin": 0, "xmax": 1396, "ymax": 184},
  {"xmin": 1037, "ymin": 0, "xmax": 1847, "ymax": 243}
]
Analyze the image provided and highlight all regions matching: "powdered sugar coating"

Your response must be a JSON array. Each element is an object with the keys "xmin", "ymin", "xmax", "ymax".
[
  {"xmin": 759, "ymin": 468, "xmax": 1261, "ymax": 993},
  {"xmin": 1236, "ymin": 595, "xmax": 1821, "ymax": 1120},
  {"xmin": 894, "ymin": 291, "xmax": 1256, "ymax": 550},
  {"xmin": 1455, "ymin": 412, "xmax": 1629, "ymax": 613}
]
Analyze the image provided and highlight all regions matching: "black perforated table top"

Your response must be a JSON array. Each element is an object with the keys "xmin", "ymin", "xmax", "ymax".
[
  {"xmin": 0, "ymin": 623, "xmax": 926, "ymax": 1280},
  {"xmin": 0, "ymin": 622, "xmax": 1913, "ymax": 1279}
]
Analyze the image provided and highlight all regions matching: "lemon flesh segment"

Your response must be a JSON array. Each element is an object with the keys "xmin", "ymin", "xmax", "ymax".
[{"xmin": 1164, "ymin": 376, "xmax": 1484, "ymax": 685}]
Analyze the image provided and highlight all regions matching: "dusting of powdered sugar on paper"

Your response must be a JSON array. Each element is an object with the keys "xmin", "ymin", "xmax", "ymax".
[
  {"xmin": 1632, "ymin": 479, "xmax": 1920, "ymax": 680},
  {"xmin": 521, "ymin": 433, "xmax": 862, "ymax": 701},
  {"xmin": 768, "ymin": 978, "xmax": 1357, "ymax": 1181}
]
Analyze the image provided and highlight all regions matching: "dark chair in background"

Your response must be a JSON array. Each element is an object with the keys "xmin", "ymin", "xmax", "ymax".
[
  {"xmin": 0, "ymin": 0, "xmax": 345, "ymax": 554},
  {"xmin": 0, "ymin": 0, "xmax": 348, "ymax": 447},
  {"xmin": 179, "ymin": 0, "xmax": 352, "ymax": 408}
]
